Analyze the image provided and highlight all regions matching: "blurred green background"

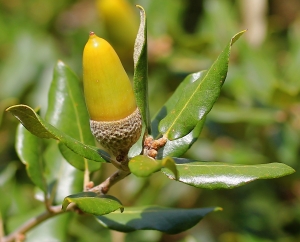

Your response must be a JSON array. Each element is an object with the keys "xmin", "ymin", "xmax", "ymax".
[{"xmin": 1, "ymin": 0, "xmax": 300, "ymax": 241}]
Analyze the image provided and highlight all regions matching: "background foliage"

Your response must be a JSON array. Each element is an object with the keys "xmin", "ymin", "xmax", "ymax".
[{"xmin": 1, "ymin": 0, "xmax": 300, "ymax": 241}]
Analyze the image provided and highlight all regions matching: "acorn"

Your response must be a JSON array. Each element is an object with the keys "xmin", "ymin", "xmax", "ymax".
[
  {"xmin": 83, "ymin": 32, "xmax": 142, "ymax": 160},
  {"xmin": 96, "ymin": 0, "xmax": 138, "ymax": 59}
]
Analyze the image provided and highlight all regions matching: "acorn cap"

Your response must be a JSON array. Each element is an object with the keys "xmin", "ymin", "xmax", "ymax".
[
  {"xmin": 83, "ymin": 32, "xmax": 137, "ymax": 121},
  {"xmin": 90, "ymin": 107, "xmax": 142, "ymax": 158}
]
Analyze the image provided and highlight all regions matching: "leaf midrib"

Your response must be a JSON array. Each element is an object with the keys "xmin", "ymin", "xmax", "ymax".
[{"xmin": 164, "ymin": 70, "xmax": 210, "ymax": 137}]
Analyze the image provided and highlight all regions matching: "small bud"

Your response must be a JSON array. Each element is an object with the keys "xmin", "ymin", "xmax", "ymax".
[{"xmin": 83, "ymin": 32, "xmax": 142, "ymax": 158}]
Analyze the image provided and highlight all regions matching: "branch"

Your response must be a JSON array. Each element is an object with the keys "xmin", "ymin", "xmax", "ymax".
[
  {"xmin": 87, "ymin": 169, "xmax": 131, "ymax": 194},
  {"xmin": 2, "ymin": 205, "xmax": 74, "ymax": 242}
]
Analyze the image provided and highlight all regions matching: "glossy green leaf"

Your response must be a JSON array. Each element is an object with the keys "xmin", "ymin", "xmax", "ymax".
[
  {"xmin": 129, "ymin": 155, "xmax": 161, "ymax": 177},
  {"xmin": 62, "ymin": 192, "xmax": 123, "ymax": 215},
  {"xmin": 97, "ymin": 206, "xmax": 219, "ymax": 234},
  {"xmin": 15, "ymin": 123, "xmax": 47, "ymax": 192},
  {"xmin": 6, "ymin": 104, "xmax": 106, "ymax": 163},
  {"xmin": 158, "ymin": 119, "xmax": 205, "ymax": 159},
  {"xmin": 152, "ymin": 72, "xmax": 207, "ymax": 157},
  {"xmin": 129, "ymin": 156, "xmax": 178, "ymax": 178},
  {"xmin": 152, "ymin": 71, "xmax": 206, "ymax": 138},
  {"xmin": 159, "ymin": 30, "xmax": 246, "ymax": 140},
  {"xmin": 133, "ymin": 5, "xmax": 150, "ymax": 135},
  {"xmin": 45, "ymin": 61, "xmax": 100, "ymax": 171},
  {"xmin": 162, "ymin": 158, "xmax": 295, "ymax": 189}
]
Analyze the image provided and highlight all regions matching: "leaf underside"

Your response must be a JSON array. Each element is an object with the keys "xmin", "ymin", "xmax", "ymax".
[
  {"xmin": 7, "ymin": 104, "xmax": 107, "ymax": 164},
  {"xmin": 130, "ymin": 6, "xmax": 150, "ymax": 157}
]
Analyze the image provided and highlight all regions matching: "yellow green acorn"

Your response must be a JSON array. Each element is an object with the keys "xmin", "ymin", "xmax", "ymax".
[{"xmin": 83, "ymin": 32, "xmax": 142, "ymax": 159}]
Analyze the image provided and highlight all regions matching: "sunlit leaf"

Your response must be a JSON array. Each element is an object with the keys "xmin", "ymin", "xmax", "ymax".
[
  {"xmin": 129, "ymin": 155, "xmax": 161, "ymax": 177},
  {"xmin": 152, "ymin": 71, "xmax": 206, "ymax": 137},
  {"xmin": 62, "ymin": 192, "xmax": 123, "ymax": 215},
  {"xmin": 15, "ymin": 123, "xmax": 47, "ymax": 192},
  {"xmin": 96, "ymin": 206, "xmax": 220, "ymax": 234},
  {"xmin": 162, "ymin": 158, "xmax": 295, "ymax": 189},
  {"xmin": 159, "ymin": 30, "xmax": 246, "ymax": 140},
  {"xmin": 6, "ymin": 105, "xmax": 106, "ymax": 163},
  {"xmin": 152, "ymin": 72, "xmax": 207, "ymax": 157},
  {"xmin": 129, "ymin": 155, "xmax": 178, "ymax": 178},
  {"xmin": 45, "ymin": 61, "xmax": 100, "ymax": 171}
]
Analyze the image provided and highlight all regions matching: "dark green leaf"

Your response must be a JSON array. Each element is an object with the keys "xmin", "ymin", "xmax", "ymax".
[
  {"xmin": 152, "ymin": 71, "xmax": 206, "ymax": 138},
  {"xmin": 158, "ymin": 119, "xmax": 205, "ymax": 158},
  {"xmin": 129, "ymin": 155, "xmax": 161, "ymax": 177},
  {"xmin": 133, "ymin": 5, "xmax": 150, "ymax": 135},
  {"xmin": 162, "ymin": 158, "xmax": 295, "ymax": 189},
  {"xmin": 152, "ymin": 71, "xmax": 207, "ymax": 157},
  {"xmin": 159, "ymin": 30, "xmax": 246, "ymax": 140},
  {"xmin": 15, "ymin": 123, "xmax": 47, "ymax": 192},
  {"xmin": 6, "ymin": 104, "xmax": 106, "ymax": 163},
  {"xmin": 45, "ymin": 61, "xmax": 100, "ymax": 171},
  {"xmin": 97, "ymin": 206, "xmax": 219, "ymax": 234},
  {"xmin": 62, "ymin": 192, "xmax": 123, "ymax": 215}
]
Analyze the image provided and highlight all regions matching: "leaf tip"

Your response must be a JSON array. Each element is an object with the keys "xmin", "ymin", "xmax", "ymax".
[
  {"xmin": 56, "ymin": 60, "xmax": 68, "ymax": 71},
  {"xmin": 214, "ymin": 207, "xmax": 223, "ymax": 212},
  {"xmin": 61, "ymin": 199, "xmax": 71, "ymax": 212},
  {"xmin": 231, "ymin": 30, "xmax": 247, "ymax": 46},
  {"xmin": 135, "ymin": 4, "xmax": 145, "ymax": 12}
]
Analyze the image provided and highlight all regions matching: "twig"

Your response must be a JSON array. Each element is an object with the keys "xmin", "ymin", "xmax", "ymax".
[
  {"xmin": 87, "ymin": 169, "xmax": 131, "ymax": 194},
  {"xmin": 83, "ymin": 161, "xmax": 91, "ymax": 191},
  {"xmin": 2, "ymin": 205, "xmax": 73, "ymax": 242}
]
